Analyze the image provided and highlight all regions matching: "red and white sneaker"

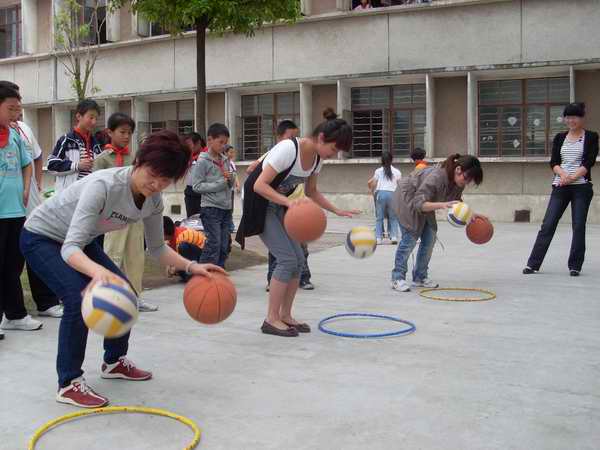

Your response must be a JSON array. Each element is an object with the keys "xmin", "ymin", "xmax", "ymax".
[
  {"xmin": 101, "ymin": 356, "xmax": 152, "ymax": 381},
  {"xmin": 56, "ymin": 377, "xmax": 109, "ymax": 408}
]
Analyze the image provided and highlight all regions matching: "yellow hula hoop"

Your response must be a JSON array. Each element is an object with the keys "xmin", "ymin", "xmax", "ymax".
[
  {"xmin": 419, "ymin": 287, "xmax": 496, "ymax": 302},
  {"xmin": 29, "ymin": 406, "xmax": 201, "ymax": 450}
]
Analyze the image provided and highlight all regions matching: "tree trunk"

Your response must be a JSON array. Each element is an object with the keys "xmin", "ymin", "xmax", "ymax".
[{"xmin": 195, "ymin": 16, "xmax": 209, "ymax": 138}]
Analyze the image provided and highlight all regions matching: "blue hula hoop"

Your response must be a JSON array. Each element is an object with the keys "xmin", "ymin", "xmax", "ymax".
[{"xmin": 318, "ymin": 313, "xmax": 416, "ymax": 339}]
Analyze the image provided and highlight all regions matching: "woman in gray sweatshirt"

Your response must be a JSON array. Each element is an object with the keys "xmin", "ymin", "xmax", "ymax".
[
  {"xmin": 391, "ymin": 154, "xmax": 483, "ymax": 292},
  {"xmin": 20, "ymin": 130, "xmax": 224, "ymax": 409}
]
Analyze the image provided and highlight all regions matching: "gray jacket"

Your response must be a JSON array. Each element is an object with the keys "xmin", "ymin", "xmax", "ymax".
[
  {"xmin": 191, "ymin": 151, "xmax": 235, "ymax": 210},
  {"xmin": 392, "ymin": 166, "xmax": 464, "ymax": 237}
]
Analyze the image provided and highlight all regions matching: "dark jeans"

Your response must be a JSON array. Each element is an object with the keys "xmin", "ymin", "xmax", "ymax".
[
  {"xmin": 20, "ymin": 229, "xmax": 130, "ymax": 388},
  {"xmin": 527, "ymin": 183, "xmax": 594, "ymax": 271},
  {"xmin": 184, "ymin": 186, "xmax": 202, "ymax": 218},
  {"xmin": 27, "ymin": 264, "xmax": 60, "ymax": 312},
  {"xmin": 199, "ymin": 207, "xmax": 232, "ymax": 268},
  {"xmin": 0, "ymin": 217, "xmax": 27, "ymax": 321},
  {"xmin": 177, "ymin": 242, "xmax": 203, "ymax": 282},
  {"xmin": 267, "ymin": 244, "xmax": 311, "ymax": 285}
]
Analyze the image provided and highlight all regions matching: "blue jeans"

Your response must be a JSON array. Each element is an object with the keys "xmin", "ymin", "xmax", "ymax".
[
  {"xmin": 199, "ymin": 207, "xmax": 232, "ymax": 268},
  {"xmin": 527, "ymin": 183, "xmax": 594, "ymax": 271},
  {"xmin": 20, "ymin": 229, "xmax": 130, "ymax": 388},
  {"xmin": 375, "ymin": 190, "xmax": 399, "ymax": 240},
  {"xmin": 391, "ymin": 221, "xmax": 436, "ymax": 282}
]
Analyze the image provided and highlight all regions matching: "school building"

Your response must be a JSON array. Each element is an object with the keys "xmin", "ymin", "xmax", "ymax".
[{"xmin": 1, "ymin": 0, "xmax": 599, "ymax": 222}]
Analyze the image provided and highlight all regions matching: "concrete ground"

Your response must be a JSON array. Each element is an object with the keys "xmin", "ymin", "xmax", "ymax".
[{"xmin": 1, "ymin": 221, "xmax": 599, "ymax": 450}]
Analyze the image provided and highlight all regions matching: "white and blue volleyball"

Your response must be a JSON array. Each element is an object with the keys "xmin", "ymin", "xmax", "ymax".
[
  {"xmin": 345, "ymin": 226, "xmax": 377, "ymax": 259},
  {"xmin": 81, "ymin": 282, "xmax": 139, "ymax": 338},
  {"xmin": 447, "ymin": 202, "xmax": 473, "ymax": 228}
]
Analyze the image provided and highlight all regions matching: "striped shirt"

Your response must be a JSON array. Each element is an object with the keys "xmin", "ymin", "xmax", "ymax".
[{"xmin": 552, "ymin": 135, "xmax": 587, "ymax": 186}]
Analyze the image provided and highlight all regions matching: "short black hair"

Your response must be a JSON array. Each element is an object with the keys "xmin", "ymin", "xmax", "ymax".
[
  {"xmin": 135, "ymin": 130, "xmax": 191, "ymax": 181},
  {"xmin": 107, "ymin": 112, "xmax": 135, "ymax": 132},
  {"xmin": 0, "ymin": 80, "xmax": 19, "ymax": 91},
  {"xmin": 184, "ymin": 132, "xmax": 206, "ymax": 147},
  {"xmin": 0, "ymin": 86, "xmax": 21, "ymax": 104},
  {"xmin": 207, "ymin": 123, "xmax": 230, "ymax": 139},
  {"xmin": 276, "ymin": 120, "xmax": 299, "ymax": 137},
  {"xmin": 563, "ymin": 102, "xmax": 586, "ymax": 118},
  {"xmin": 76, "ymin": 99, "xmax": 100, "ymax": 117},
  {"xmin": 410, "ymin": 147, "xmax": 426, "ymax": 161},
  {"xmin": 163, "ymin": 216, "xmax": 175, "ymax": 237}
]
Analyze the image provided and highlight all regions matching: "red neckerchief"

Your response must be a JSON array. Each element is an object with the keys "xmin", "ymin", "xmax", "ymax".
[
  {"xmin": 0, "ymin": 126, "xmax": 9, "ymax": 148},
  {"xmin": 104, "ymin": 143, "xmax": 129, "ymax": 167},
  {"xmin": 74, "ymin": 127, "xmax": 92, "ymax": 158}
]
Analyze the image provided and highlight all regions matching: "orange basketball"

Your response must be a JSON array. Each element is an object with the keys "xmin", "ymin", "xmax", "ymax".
[
  {"xmin": 284, "ymin": 200, "xmax": 327, "ymax": 243},
  {"xmin": 466, "ymin": 216, "xmax": 494, "ymax": 245},
  {"xmin": 183, "ymin": 273, "xmax": 237, "ymax": 324}
]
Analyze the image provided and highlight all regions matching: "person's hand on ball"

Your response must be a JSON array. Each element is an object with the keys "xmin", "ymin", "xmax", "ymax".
[
  {"xmin": 189, "ymin": 262, "xmax": 227, "ymax": 278},
  {"xmin": 84, "ymin": 269, "xmax": 128, "ymax": 297}
]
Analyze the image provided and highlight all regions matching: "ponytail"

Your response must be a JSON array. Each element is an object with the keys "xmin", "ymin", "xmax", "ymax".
[
  {"xmin": 312, "ymin": 108, "xmax": 353, "ymax": 152},
  {"xmin": 441, "ymin": 153, "xmax": 483, "ymax": 186},
  {"xmin": 381, "ymin": 151, "xmax": 393, "ymax": 181}
]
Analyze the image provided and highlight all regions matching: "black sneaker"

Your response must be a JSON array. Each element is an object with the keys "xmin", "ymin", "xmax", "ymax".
[
  {"xmin": 299, "ymin": 282, "xmax": 314, "ymax": 290},
  {"xmin": 522, "ymin": 266, "xmax": 537, "ymax": 274},
  {"xmin": 570, "ymin": 270, "xmax": 580, "ymax": 277}
]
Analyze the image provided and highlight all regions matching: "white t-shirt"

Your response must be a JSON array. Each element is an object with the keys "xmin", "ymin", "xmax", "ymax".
[
  {"xmin": 263, "ymin": 139, "xmax": 323, "ymax": 194},
  {"xmin": 14, "ymin": 121, "xmax": 44, "ymax": 215},
  {"xmin": 373, "ymin": 166, "xmax": 401, "ymax": 192}
]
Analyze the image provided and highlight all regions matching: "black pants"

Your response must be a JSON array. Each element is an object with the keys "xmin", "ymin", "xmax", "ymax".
[
  {"xmin": 184, "ymin": 186, "xmax": 202, "ymax": 218},
  {"xmin": 176, "ymin": 242, "xmax": 203, "ymax": 282},
  {"xmin": 267, "ymin": 244, "xmax": 311, "ymax": 285},
  {"xmin": 0, "ymin": 217, "xmax": 28, "ymax": 320},
  {"xmin": 26, "ymin": 264, "xmax": 60, "ymax": 311},
  {"xmin": 527, "ymin": 183, "xmax": 594, "ymax": 271}
]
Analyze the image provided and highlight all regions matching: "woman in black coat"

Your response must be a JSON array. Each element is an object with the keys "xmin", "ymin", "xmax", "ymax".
[{"xmin": 523, "ymin": 102, "xmax": 599, "ymax": 276}]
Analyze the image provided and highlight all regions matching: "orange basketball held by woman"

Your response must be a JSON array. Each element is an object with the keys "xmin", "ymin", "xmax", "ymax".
[
  {"xmin": 466, "ymin": 215, "xmax": 494, "ymax": 245},
  {"xmin": 183, "ymin": 273, "xmax": 237, "ymax": 324},
  {"xmin": 284, "ymin": 199, "xmax": 327, "ymax": 243}
]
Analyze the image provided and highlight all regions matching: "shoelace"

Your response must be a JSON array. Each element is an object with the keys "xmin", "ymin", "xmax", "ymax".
[
  {"xmin": 119, "ymin": 357, "xmax": 135, "ymax": 370},
  {"xmin": 73, "ymin": 379, "xmax": 92, "ymax": 394}
]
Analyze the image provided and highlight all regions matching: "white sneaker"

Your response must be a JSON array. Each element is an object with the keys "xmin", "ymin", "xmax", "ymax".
[
  {"xmin": 376, "ymin": 238, "xmax": 384, "ymax": 245},
  {"xmin": 391, "ymin": 280, "xmax": 411, "ymax": 292},
  {"xmin": 38, "ymin": 305, "xmax": 63, "ymax": 318},
  {"xmin": 138, "ymin": 300, "xmax": 159, "ymax": 312},
  {"xmin": 412, "ymin": 279, "xmax": 439, "ymax": 288},
  {"xmin": 0, "ymin": 315, "xmax": 43, "ymax": 331}
]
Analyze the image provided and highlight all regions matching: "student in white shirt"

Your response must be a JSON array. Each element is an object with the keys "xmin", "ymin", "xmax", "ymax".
[
  {"xmin": 368, "ymin": 151, "xmax": 402, "ymax": 244},
  {"xmin": 237, "ymin": 109, "xmax": 359, "ymax": 337}
]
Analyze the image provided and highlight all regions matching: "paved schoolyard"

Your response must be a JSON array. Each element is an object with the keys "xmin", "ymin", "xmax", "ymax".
[{"xmin": 1, "ymin": 222, "xmax": 599, "ymax": 450}]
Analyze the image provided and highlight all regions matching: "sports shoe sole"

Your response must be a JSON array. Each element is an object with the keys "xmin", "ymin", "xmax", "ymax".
[
  {"xmin": 38, "ymin": 311, "xmax": 63, "ymax": 318},
  {"xmin": 0, "ymin": 323, "xmax": 43, "ymax": 331},
  {"xmin": 56, "ymin": 395, "xmax": 109, "ymax": 408},
  {"xmin": 101, "ymin": 372, "xmax": 153, "ymax": 381}
]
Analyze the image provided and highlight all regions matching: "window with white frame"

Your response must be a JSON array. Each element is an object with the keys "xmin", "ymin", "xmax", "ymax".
[
  {"xmin": 478, "ymin": 77, "xmax": 570, "ymax": 157},
  {"xmin": 351, "ymin": 84, "xmax": 425, "ymax": 158},
  {"xmin": 240, "ymin": 92, "xmax": 300, "ymax": 160},
  {"xmin": 0, "ymin": 5, "xmax": 21, "ymax": 59}
]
